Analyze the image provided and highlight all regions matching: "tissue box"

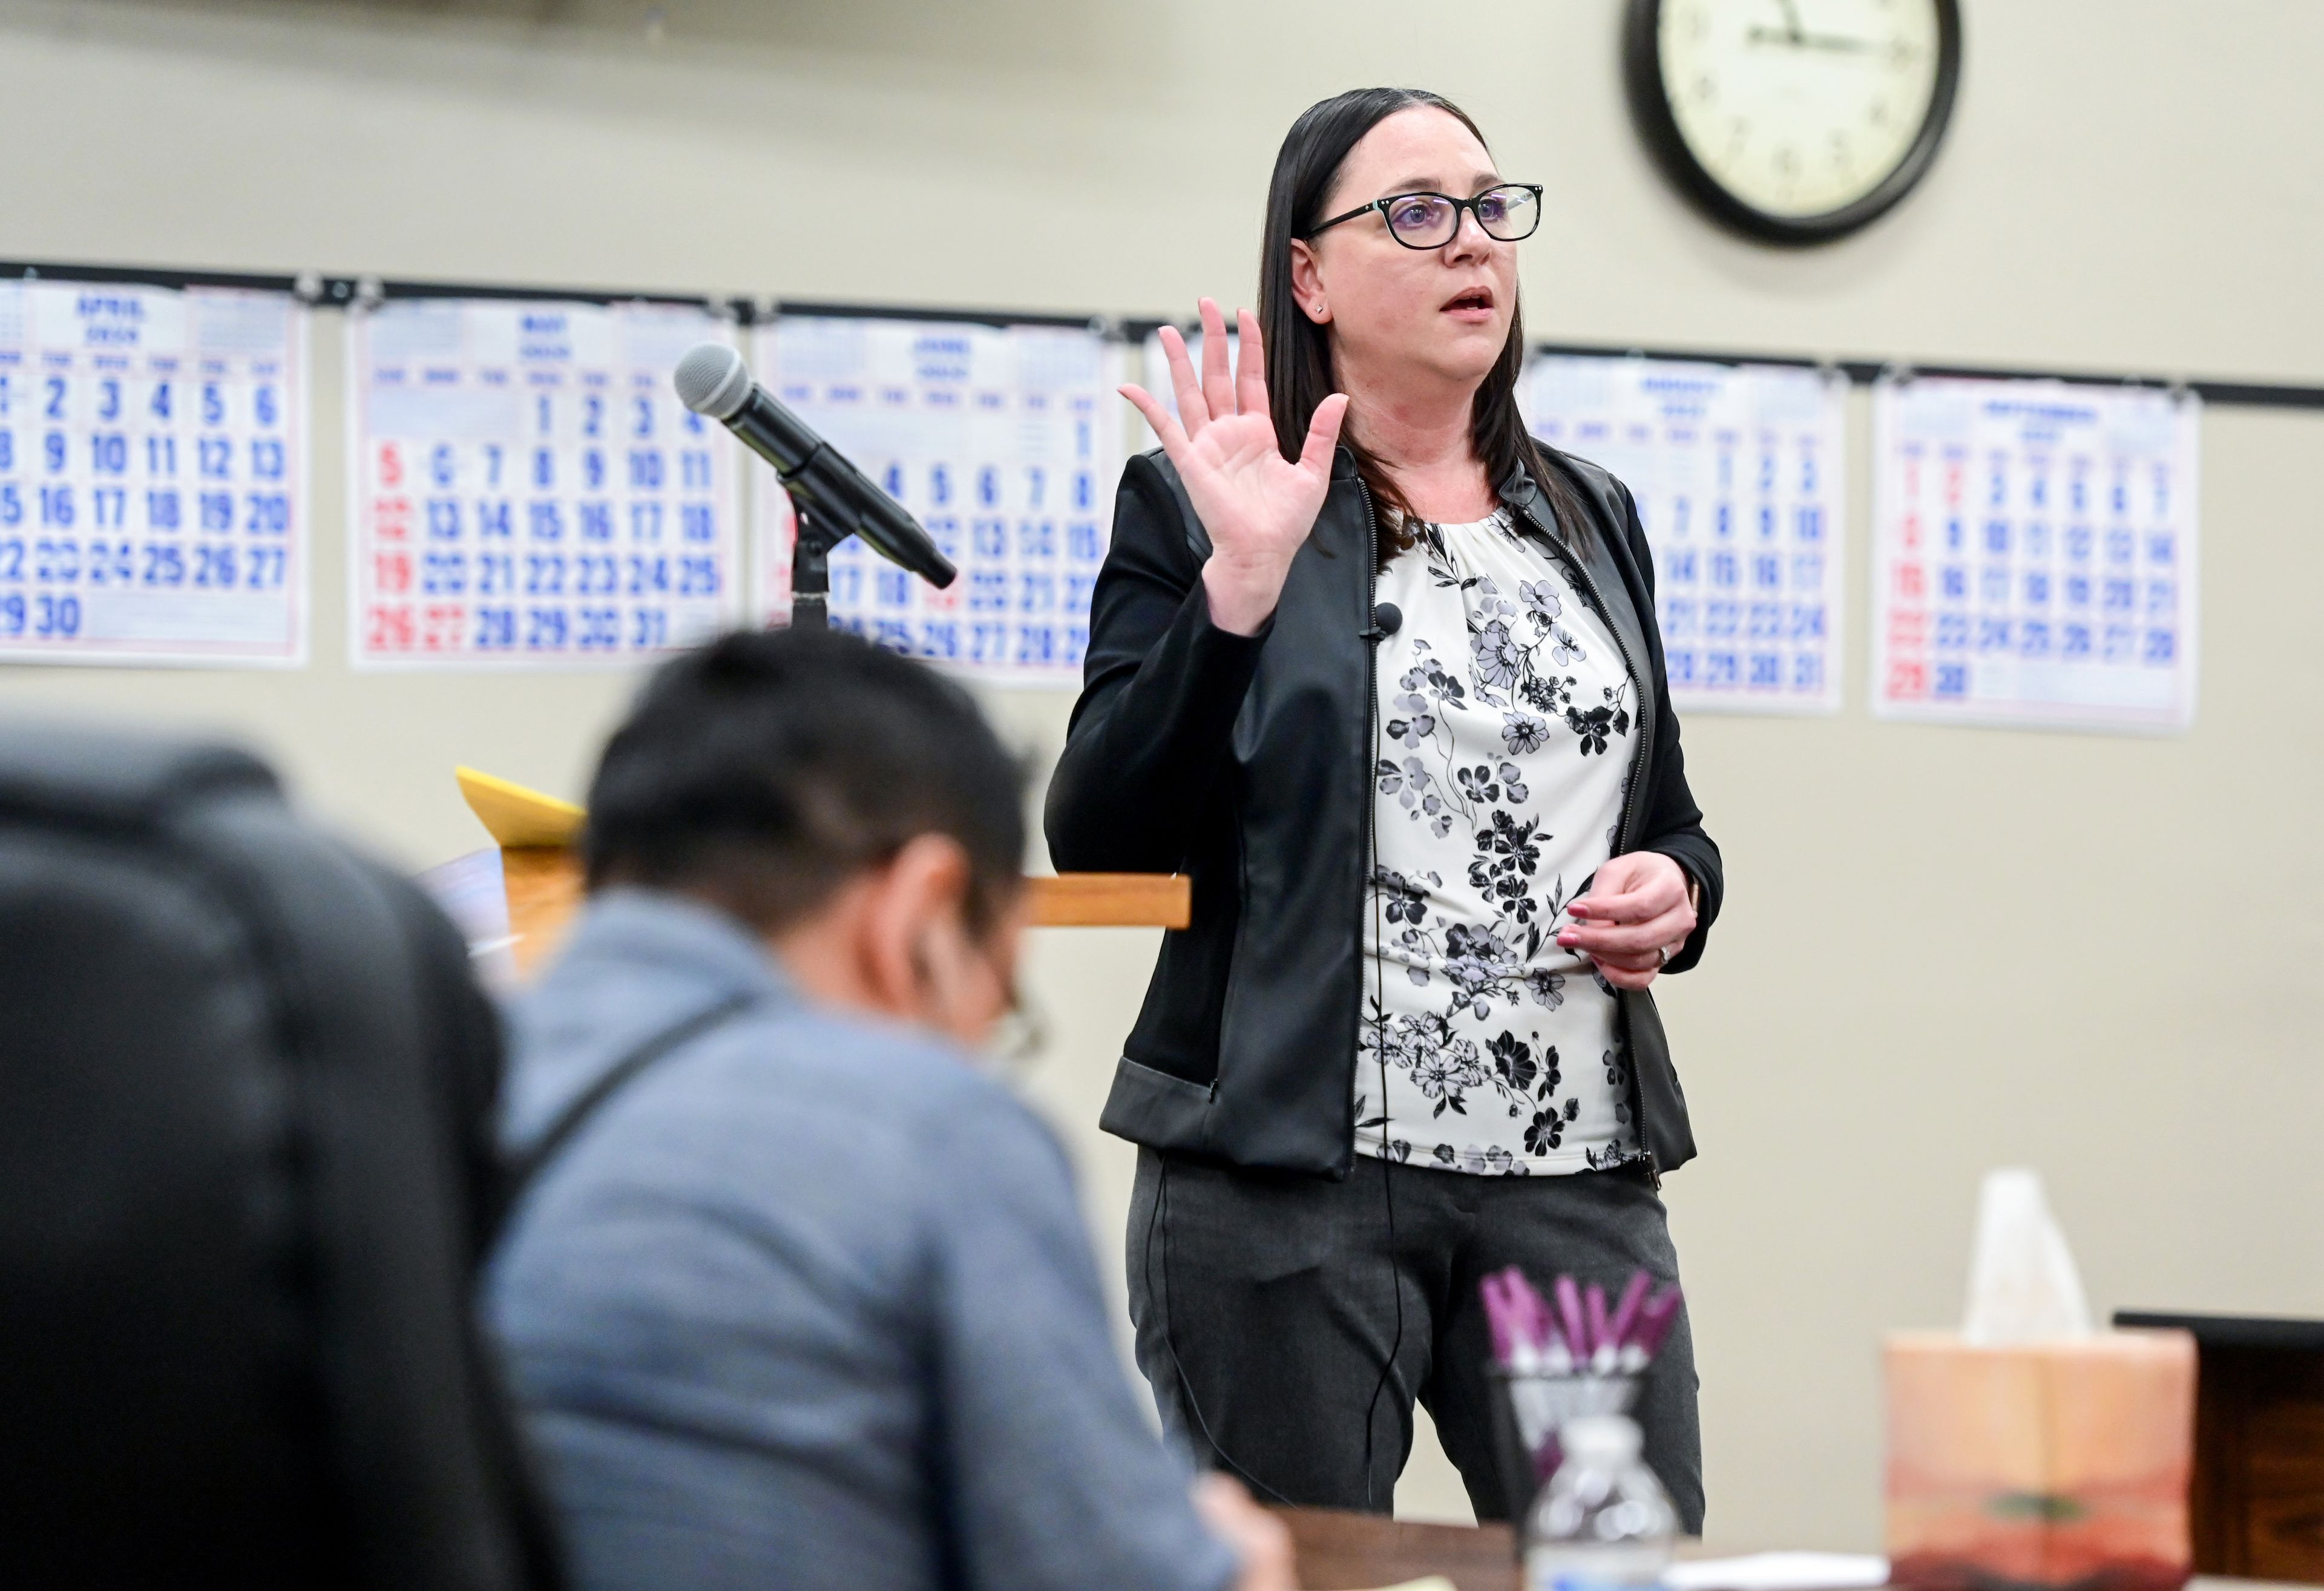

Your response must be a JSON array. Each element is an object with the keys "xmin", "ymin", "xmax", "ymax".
[{"xmin": 1885, "ymin": 1330, "xmax": 2196, "ymax": 1591}]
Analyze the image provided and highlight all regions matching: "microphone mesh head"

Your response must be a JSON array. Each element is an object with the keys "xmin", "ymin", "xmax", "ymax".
[{"xmin": 672, "ymin": 341, "xmax": 753, "ymax": 420}]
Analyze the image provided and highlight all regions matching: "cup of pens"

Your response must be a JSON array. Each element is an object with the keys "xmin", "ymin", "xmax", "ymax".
[{"xmin": 1481, "ymin": 1266, "xmax": 1684, "ymax": 1523}]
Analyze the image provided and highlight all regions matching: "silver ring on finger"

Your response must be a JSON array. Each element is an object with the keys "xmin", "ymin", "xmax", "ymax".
[{"xmin": 1656, "ymin": 943, "xmax": 1671, "ymax": 968}]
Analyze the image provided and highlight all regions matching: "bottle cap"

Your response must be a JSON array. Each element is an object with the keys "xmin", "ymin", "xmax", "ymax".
[{"xmin": 1559, "ymin": 1413, "xmax": 1643, "ymax": 1465}]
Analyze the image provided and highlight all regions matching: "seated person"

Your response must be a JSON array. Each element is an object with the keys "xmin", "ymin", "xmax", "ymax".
[{"xmin": 485, "ymin": 628, "xmax": 1292, "ymax": 1591}]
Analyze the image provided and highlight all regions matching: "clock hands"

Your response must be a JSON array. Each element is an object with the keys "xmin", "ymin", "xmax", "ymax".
[
  {"xmin": 1747, "ymin": 26, "xmax": 1877, "ymax": 52},
  {"xmin": 1748, "ymin": 0, "xmax": 1920, "ymax": 57},
  {"xmin": 1745, "ymin": 24, "xmax": 1917, "ymax": 58}
]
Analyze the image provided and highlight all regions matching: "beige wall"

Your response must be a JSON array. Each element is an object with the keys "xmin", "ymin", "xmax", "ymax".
[{"xmin": 3, "ymin": 0, "xmax": 2321, "ymax": 1550}]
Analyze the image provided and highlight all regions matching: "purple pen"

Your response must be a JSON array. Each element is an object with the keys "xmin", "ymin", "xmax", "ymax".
[
  {"xmin": 1553, "ymin": 1274, "xmax": 1589, "ymax": 1362},
  {"xmin": 1605, "ymin": 1270, "xmax": 1653, "ymax": 1350},
  {"xmin": 1482, "ymin": 1275, "xmax": 1516, "ymax": 1366},
  {"xmin": 1537, "ymin": 1297, "xmax": 1575, "ymax": 1374},
  {"xmin": 1505, "ymin": 1269, "xmax": 1567, "ymax": 1373},
  {"xmin": 1517, "ymin": 1276, "xmax": 1544, "ymax": 1350},
  {"xmin": 1633, "ymin": 1285, "xmax": 1686, "ymax": 1361},
  {"xmin": 1502, "ymin": 1268, "xmax": 1543, "ymax": 1349},
  {"xmin": 1498, "ymin": 1270, "xmax": 1549, "ymax": 1367},
  {"xmin": 1584, "ymin": 1283, "xmax": 1621, "ymax": 1373},
  {"xmin": 1523, "ymin": 1276, "xmax": 1554, "ymax": 1354}
]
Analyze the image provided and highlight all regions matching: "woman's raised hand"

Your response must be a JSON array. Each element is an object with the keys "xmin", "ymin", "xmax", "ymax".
[{"xmin": 1120, "ymin": 298, "xmax": 1350, "ymax": 637}]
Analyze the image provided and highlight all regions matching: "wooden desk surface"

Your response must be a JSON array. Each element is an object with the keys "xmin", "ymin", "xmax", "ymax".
[
  {"xmin": 1273, "ymin": 1504, "xmax": 2314, "ymax": 1591},
  {"xmin": 1274, "ymin": 1507, "xmax": 1517, "ymax": 1591}
]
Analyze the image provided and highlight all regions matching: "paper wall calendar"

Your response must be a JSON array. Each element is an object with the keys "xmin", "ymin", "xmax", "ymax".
[
  {"xmin": 1870, "ymin": 376, "xmax": 2199, "ymax": 732},
  {"xmin": 0, "ymin": 280, "xmax": 310, "ymax": 666},
  {"xmin": 1520, "ymin": 354, "xmax": 1848, "ymax": 714},
  {"xmin": 752, "ymin": 315, "xmax": 1123, "ymax": 685},
  {"xmin": 349, "ymin": 298, "xmax": 744, "ymax": 668}
]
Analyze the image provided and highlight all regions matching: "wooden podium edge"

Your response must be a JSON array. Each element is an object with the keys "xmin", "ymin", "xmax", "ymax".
[
  {"xmin": 491, "ymin": 846, "xmax": 1186, "ymax": 978},
  {"xmin": 1025, "ymin": 872, "xmax": 1191, "ymax": 929},
  {"xmin": 458, "ymin": 770, "xmax": 1187, "ymax": 974}
]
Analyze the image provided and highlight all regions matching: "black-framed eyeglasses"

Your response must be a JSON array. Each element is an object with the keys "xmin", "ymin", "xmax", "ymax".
[{"xmin": 1306, "ymin": 184, "xmax": 1544, "ymax": 249}]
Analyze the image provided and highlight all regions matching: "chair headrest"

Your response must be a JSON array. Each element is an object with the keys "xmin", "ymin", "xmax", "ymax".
[{"xmin": 0, "ymin": 719, "xmax": 281, "ymax": 832}]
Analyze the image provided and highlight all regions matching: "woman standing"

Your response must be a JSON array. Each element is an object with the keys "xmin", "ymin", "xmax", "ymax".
[{"xmin": 1046, "ymin": 87, "xmax": 1721, "ymax": 1529}]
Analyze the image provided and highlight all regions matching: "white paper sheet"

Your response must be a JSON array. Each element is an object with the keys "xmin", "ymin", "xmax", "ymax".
[
  {"xmin": 413, "ymin": 845, "xmax": 519, "ymax": 991},
  {"xmin": 1666, "ymin": 1552, "xmax": 1891, "ymax": 1590}
]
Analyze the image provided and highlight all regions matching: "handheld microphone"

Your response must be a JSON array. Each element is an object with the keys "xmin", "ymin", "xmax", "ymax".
[{"xmin": 672, "ymin": 343, "xmax": 956, "ymax": 589}]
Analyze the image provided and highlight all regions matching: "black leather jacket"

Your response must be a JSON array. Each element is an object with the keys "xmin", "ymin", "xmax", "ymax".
[{"xmin": 1046, "ymin": 442, "xmax": 1723, "ymax": 1179}]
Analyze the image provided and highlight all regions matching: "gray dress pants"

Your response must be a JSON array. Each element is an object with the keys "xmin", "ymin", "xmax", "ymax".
[{"xmin": 1126, "ymin": 1148, "xmax": 1703, "ymax": 1532}]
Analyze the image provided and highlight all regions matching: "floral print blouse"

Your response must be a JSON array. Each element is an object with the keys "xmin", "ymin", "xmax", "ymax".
[{"xmin": 1359, "ymin": 508, "xmax": 1643, "ymax": 1177}]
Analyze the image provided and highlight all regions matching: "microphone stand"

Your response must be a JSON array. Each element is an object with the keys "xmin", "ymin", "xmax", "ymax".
[{"xmin": 787, "ymin": 491, "xmax": 844, "ymax": 631}]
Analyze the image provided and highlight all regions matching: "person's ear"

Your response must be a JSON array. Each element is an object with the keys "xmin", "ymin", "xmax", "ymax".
[
  {"xmin": 937, "ymin": 885, "xmax": 1030, "ymax": 1049},
  {"xmin": 906, "ymin": 870, "xmax": 1030, "ymax": 1050},
  {"xmin": 1288, "ymin": 239, "xmax": 1329, "ymax": 325},
  {"xmin": 857, "ymin": 834, "xmax": 973, "ymax": 1019}
]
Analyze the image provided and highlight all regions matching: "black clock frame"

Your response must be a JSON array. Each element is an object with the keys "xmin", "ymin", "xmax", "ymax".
[{"xmin": 1622, "ymin": 0, "xmax": 1963, "ymax": 246}]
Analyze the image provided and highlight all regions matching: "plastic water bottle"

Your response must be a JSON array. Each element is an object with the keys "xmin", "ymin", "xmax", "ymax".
[{"xmin": 1522, "ymin": 1414, "xmax": 1677, "ymax": 1591}]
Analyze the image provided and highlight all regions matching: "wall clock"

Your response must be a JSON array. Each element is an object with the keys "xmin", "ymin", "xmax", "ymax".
[{"xmin": 1624, "ymin": 0, "xmax": 1963, "ymax": 244}]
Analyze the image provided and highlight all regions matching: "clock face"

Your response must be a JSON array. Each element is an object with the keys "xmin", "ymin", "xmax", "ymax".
[{"xmin": 1626, "ymin": 0, "xmax": 1961, "ymax": 242}]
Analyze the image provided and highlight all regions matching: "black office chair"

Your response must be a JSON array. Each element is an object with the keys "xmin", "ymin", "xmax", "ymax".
[{"xmin": 0, "ymin": 721, "xmax": 562, "ymax": 1590}]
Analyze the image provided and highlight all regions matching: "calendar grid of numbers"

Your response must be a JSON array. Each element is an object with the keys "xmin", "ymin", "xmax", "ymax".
[
  {"xmin": 1870, "ymin": 376, "xmax": 2200, "ymax": 732},
  {"xmin": 349, "ymin": 298, "xmax": 744, "ymax": 668},
  {"xmin": 752, "ymin": 315, "xmax": 1123, "ymax": 686},
  {"xmin": 1519, "ymin": 355, "xmax": 1848, "ymax": 714},
  {"xmin": 0, "ymin": 281, "xmax": 310, "ymax": 666}
]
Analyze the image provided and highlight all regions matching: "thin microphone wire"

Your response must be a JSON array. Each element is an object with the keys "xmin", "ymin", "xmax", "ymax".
[
  {"xmin": 1359, "ymin": 577, "xmax": 1408, "ymax": 1512},
  {"xmin": 1140, "ymin": 554, "xmax": 1416, "ymax": 1516}
]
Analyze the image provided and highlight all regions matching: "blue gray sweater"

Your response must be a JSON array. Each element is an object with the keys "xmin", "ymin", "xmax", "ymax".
[{"xmin": 485, "ymin": 888, "xmax": 1235, "ymax": 1591}]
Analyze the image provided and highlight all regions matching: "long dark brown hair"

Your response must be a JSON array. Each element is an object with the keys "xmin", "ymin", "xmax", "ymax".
[{"xmin": 1258, "ymin": 87, "xmax": 1587, "ymax": 566}]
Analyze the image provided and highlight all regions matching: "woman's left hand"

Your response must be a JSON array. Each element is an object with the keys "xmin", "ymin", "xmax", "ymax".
[{"xmin": 1557, "ymin": 852, "xmax": 1696, "ymax": 992}]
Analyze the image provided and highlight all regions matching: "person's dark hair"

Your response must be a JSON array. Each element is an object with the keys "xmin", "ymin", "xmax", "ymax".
[
  {"xmin": 583, "ymin": 628, "xmax": 1026, "ymax": 937},
  {"xmin": 1259, "ymin": 86, "xmax": 1589, "ymax": 567}
]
